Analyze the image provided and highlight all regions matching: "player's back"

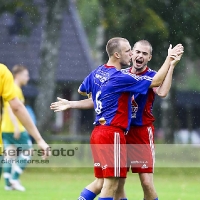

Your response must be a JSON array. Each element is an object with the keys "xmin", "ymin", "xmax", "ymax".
[
  {"xmin": 91, "ymin": 65, "xmax": 132, "ymax": 131},
  {"xmin": 80, "ymin": 64, "xmax": 152, "ymax": 131}
]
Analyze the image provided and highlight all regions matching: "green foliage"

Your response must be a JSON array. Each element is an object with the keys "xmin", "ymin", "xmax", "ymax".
[
  {"xmin": 77, "ymin": 0, "xmax": 200, "ymax": 90},
  {"xmin": 101, "ymin": 0, "xmax": 168, "ymax": 44},
  {"xmin": 147, "ymin": 0, "xmax": 200, "ymax": 57},
  {"xmin": 77, "ymin": 0, "xmax": 99, "ymax": 46}
]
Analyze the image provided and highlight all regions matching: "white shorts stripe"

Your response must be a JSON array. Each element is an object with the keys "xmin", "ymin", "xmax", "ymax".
[
  {"xmin": 148, "ymin": 127, "xmax": 155, "ymax": 171},
  {"xmin": 114, "ymin": 132, "xmax": 120, "ymax": 177}
]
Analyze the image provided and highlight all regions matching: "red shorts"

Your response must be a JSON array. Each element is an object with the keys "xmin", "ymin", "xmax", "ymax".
[
  {"xmin": 90, "ymin": 125, "xmax": 127, "ymax": 178},
  {"xmin": 125, "ymin": 124, "xmax": 155, "ymax": 173}
]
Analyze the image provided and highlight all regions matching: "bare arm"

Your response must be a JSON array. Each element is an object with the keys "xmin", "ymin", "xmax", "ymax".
[
  {"xmin": 156, "ymin": 53, "xmax": 183, "ymax": 97},
  {"xmin": 9, "ymin": 98, "xmax": 50, "ymax": 158},
  {"xmin": 8, "ymin": 106, "xmax": 21, "ymax": 139},
  {"xmin": 150, "ymin": 56, "xmax": 172, "ymax": 87},
  {"xmin": 50, "ymin": 97, "xmax": 94, "ymax": 112},
  {"xmin": 150, "ymin": 44, "xmax": 184, "ymax": 88},
  {"xmin": 156, "ymin": 66, "xmax": 174, "ymax": 97}
]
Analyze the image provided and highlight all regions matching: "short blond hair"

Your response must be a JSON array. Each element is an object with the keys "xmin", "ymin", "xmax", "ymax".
[
  {"xmin": 106, "ymin": 37, "xmax": 129, "ymax": 57},
  {"xmin": 133, "ymin": 40, "xmax": 153, "ymax": 54}
]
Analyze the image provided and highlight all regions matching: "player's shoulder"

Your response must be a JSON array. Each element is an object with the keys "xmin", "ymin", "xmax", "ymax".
[
  {"xmin": 0, "ymin": 63, "xmax": 9, "ymax": 74},
  {"xmin": 143, "ymin": 67, "xmax": 156, "ymax": 77},
  {"xmin": 94, "ymin": 64, "xmax": 119, "ymax": 78},
  {"xmin": 0, "ymin": 63, "xmax": 13, "ymax": 80},
  {"xmin": 121, "ymin": 67, "xmax": 131, "ymax": 74},
  {"xmin": 147, "ymin": 67, "xmax": 157, "ymax": 74},
  {"xmin": 14, "ymin": 84, "xmax": 22, "ymax": 93},
  {"xmin": 121, "ymin": 68, "xmax": 149, "ymax": 80}
]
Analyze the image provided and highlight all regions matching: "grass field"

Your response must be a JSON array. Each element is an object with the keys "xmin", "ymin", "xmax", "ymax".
[{"xmin": 0, "ymin": 168, "xmax": 200, "ymax": 200}]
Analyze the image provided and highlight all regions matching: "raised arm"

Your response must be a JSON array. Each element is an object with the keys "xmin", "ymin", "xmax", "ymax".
[
  {"xmin": 50, "ymin": 97, "xmax": 94, "ymax": 112},
  {"xmin": 150, "ymin": 44, "xmax": 184, "ymax": 88},
  {"xmin": 156, "ymin": 53, "xmax": 183, "ymax": 97}
]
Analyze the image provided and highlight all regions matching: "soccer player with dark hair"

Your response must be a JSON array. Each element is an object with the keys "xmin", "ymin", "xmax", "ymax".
[
  {"xmin": 51, "ymin": 37, "xmax": 183, "ymax": 200},
  {"xmin": 114, "ymin": 40, "xmax": 183, "ymax": 200},
  {"xmin": 0, "ymin": 64, "xmax": 49, "ymax": 185}
]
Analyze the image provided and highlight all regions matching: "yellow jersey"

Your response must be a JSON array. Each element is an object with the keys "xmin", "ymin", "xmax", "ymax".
[
  {"xmin": 1, "ymin": 84, "xmax": 25, "ymax": 133},
  {"xmin": 0, "ymin": 64, "xmax": 17, "ymax": 154}
]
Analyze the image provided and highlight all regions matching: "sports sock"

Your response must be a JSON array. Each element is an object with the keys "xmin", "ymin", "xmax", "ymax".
[
  {"xmin": 144, "ymin": 198, "xmax": 158, "ymax": 200},
  {"xmin": 98, "ymin": 198, "xmax": 113, "ymax": 200},
  {"xmin": 3, "ymin": 158, "xmax": 12, "ymax": 186},
  {"xmin": 78, "ymin": 188, "xmax": 96, "ymax": 200},
  {"xmin": 11, "ymin": 153, "xmax": 31, "ymax": 181},
  {"xmin": 120, "ymin": 199, "xmax": 128, "ymax": 200}
]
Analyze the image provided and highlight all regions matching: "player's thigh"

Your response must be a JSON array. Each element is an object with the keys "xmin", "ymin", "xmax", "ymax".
[
  {"xmin": 4, "ymin": 145, "xmax": 16, "ymax": 160},
  {"xmin": 2, "ymin": 133, "xmax": 14, "ymax": 150},
  {"xmin": 2, "ymin": 132, "xmax": 31, "ymax": 150},
  {"xmin": 17, "ymin": 132, "xmax": 33, "ymax": 150},
  {"xmin": 126, "ymin": 125, "xmax": 155, "ymax": 173},
  {"xmin": 90, "ymin": 126, "xmax": 127, "ymax": 178}
]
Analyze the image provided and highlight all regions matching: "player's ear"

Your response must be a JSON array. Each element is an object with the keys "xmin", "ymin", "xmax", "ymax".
[
  {"xmin": 114, "ymin": 52, "xmax": 120, "ymax": 59},
  {"xmin": 148, "ymin": 54, "xmax": 152, "ymax": 61}
]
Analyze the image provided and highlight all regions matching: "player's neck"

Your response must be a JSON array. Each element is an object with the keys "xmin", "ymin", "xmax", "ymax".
[
  {"xmin": 14, "ymin": 79, "xmax": 22, "ymax": 87},
  {"xmin": 106, "ymin": 59, "xmax": 121, "ymax": 70},
  {"xmin": 131, "ymin": 65, "xmax": 147, "ymax": 74}
]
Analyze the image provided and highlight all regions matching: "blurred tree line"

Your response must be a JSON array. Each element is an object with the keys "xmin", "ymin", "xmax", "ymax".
[
  {"xmin": 1, "ymin": 0, "xmax": 200, "ymax": 142},
  {"xmin": 77, "ymin": 0, "xmax": 200, "ymax": 142},
  {"xmin": 0, "ymin": 0, "xmax": 67, "ymax": 132}
]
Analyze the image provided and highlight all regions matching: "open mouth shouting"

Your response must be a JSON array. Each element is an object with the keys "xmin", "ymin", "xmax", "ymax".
[{"xmin": 135, "ymin": 58, "xmax": 144, "ymax": 67}]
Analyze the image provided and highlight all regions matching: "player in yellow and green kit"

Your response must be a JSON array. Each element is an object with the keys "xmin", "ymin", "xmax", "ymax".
[
  {"xmin": 2, "ymin": 65, "xmax": 33, "ymax": 191},
  {"xmin": 0, "ymin": 65, "xmax": 17, "ymax": 168},
  {"xmin": 0, "ymin": 63, "xmax": 50, "ymax": 188}
]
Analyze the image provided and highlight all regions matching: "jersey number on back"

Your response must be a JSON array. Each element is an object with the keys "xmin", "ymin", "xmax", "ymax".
[{"xmin": 95, "ymin": 91, "xmax": 102, "ymax": 114}]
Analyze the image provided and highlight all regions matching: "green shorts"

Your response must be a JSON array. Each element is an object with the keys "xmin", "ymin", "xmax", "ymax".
[{"xmin": 2, "ymin": 132, "xmax": 32, "ymax": 150}]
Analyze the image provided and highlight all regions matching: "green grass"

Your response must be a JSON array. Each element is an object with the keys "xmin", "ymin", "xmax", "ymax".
[{"xmin": 0, "ymin": 168, "xmax": 200, "ymax": 200}]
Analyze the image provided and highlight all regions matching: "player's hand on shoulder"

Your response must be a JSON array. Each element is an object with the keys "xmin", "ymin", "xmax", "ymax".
[{"xmin": 50, "ymin": 97, "xmax": 71, "ymax": 112}]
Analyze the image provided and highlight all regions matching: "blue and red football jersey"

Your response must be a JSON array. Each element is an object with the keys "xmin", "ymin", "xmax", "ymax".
[
  {"xmin": 122, "ymin": 67, "xmax": 156, "ymax": 126},
  {"xmin": 79, "ymin": 64, "xmax": 153, "ymax": 131}
]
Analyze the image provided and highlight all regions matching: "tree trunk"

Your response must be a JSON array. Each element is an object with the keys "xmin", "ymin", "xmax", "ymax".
[
  {"xmin": 94, "ymin": 1, "xmax": 105, "ymax": 66},
  {"xmin": 35, "ymin": 0, "xmax": 66, "ymax": 132}
]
